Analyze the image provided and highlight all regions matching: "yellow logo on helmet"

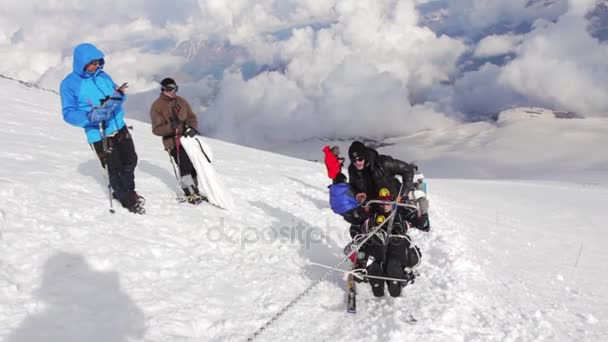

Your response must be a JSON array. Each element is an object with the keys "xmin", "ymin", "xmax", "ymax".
[
  {"xmin": 378, "ymin": 188, "xmax": 391, "ymax": 198},
  {"xmin": 376, "ymin": 215, "xmax": 386, "ymax": 224}
]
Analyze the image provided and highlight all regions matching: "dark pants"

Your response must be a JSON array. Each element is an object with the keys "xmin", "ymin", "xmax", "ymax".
[
  {"xmin": 361, "ymin": 234, "xmax": 419, "ymax": 268},
  {"xmin": 93, "ymin": 126, "xmax": 138, "ymax": 208},
  {"xmin": 361, "ymin": 233, "xmax": 420, "ymax": 295},
  {"xmin": 170, "ymin": 145, "xmax": 197, "ymax": 178},
  {"xmin": 170, "ymin": 144, "xmax": 200, "ymax": 197}
]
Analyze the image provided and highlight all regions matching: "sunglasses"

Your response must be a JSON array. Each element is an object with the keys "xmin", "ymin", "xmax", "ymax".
[
  {"xmin": 353, "ymin": 157, "xmax": 365, "ymax": 162},
  {"xmin": 162, "ymin": 85, "xmax": 179, "ymax": 93},
  {"xmin": 87, "ymin": 58, "xmax": 104, "ymax": 66}
]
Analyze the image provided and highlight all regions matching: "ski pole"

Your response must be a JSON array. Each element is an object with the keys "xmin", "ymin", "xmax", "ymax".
[
  {"xmin": 99, "ymin": 121, "xmax": 115, "ymax": 214},
  {"xmin": 167, "ymin": 151, "xmax": 184, "ymax": 199},
  {"xmin": 174, "ymin": 128, "xmax": 182, "ymax": 187}
]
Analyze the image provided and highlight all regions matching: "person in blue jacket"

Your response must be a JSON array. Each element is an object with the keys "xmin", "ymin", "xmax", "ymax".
[
  {"xmin": 60, "ymin": 43, "xmax": 144, "ymax": 214},
  {"xmin": 329, "ymin": 173, "xmax": 369, "ymax": 226}
]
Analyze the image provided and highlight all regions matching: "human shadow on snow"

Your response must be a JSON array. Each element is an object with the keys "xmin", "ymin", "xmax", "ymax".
[
  {"xmin": 283, "ymin": 175, "xmax": 328, "ymax": 193},
  {"xmin": 295, "ymin": 191, "xmax": 329, "ymax": 211},
  {"xmin": 77, "ymin": 159, "xmax": 106, "ymax": 192},
  {"xmin": 78, "ymin": 158, "xmax": 179, "ymax": 197},
  {"xmin": 248, "ymin": 201, "xmax": 346, "ymax": 288},
  {"xmin": 5, "ymin": 252, "xmax": 146, "ymax": 342},
  {"xmin": 137, "ymin": 159, "xmax": 180, "ymax": 194}
]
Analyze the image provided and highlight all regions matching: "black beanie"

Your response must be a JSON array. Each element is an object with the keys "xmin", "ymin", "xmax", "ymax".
[
  {"xmin": 160, "ymin": 77, "xmax": 177, "ymax": 87},
  {"xmin": 348, "ymin": 141, "xmax": 367, "ymax": 160}
]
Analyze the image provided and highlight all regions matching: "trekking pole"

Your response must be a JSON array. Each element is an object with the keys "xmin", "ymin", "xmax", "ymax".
[
  {"xmin": 167, "ymin": 151, "xmax": 185, "ymax": 200},
  {"xmin": 175, "ymin": 128, "xmax": 181, "ymax": 171},
  {"xmin": 99, "ymin": 121, "xmax": 115, "ymax": 214},
  {"xmin": 174, "ymin": 129, "xmax": 184, "ymax": 189}
]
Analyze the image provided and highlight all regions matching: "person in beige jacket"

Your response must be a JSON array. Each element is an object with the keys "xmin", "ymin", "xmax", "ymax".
[{"xmin": 150, "ymin": 78, "xmax": 204, "ymax": 204}]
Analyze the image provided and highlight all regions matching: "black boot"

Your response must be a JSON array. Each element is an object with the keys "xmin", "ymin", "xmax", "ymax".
[
  {"xmin": 120, "ymin": 191, "xmax": 145, "ymax": 214},
  {"xmin": 367, "ymin": 261, "xmax": 385, "ymax": 297},
  {"xmin": 182, "ymin": 186, "xmax": 206, "ymax": 205},
  {"xmin": 181, "ymin": 174, "xmax": 206, "ymax": 205},
  {"xmin": 415, "ymin": 213, "xmax": 430, "ymax": 231},
  {"xmin": 386, "ymin": 259, "xmax": 404, "ymax": 297}
]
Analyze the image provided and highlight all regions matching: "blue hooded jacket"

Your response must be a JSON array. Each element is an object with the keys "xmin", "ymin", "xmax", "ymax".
[
  {"xmin": 60, "ymin": 43, "xmax": 126, "ymax": 143},
  {"xmin": 329, "ymin": 182, "xmax": 359, "ymax": 215}
]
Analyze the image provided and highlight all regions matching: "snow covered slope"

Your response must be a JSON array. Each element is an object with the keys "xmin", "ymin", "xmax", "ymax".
[{"xmin": 0, "ymin": 77, "xmax": 607, "ymax": 341}]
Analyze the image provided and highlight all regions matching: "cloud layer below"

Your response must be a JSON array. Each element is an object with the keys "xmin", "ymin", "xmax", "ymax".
[{"xmin": 1, "ymin": 0, "xmax": 607, "ymax": 146}]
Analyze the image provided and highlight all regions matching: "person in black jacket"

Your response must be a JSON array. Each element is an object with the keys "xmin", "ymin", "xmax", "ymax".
[
  {"xmin": 347, "ymin": 140, "xmax": 430, "ymax": 231},
  {"xmin": 347, "ymin": 141, "xmax": 416, "ymax": 201}
]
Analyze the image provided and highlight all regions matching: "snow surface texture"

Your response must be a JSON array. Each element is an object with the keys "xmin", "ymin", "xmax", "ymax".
[{"xmin": 1, "ymin": 77, "xmax": 607, "ymax": 341}]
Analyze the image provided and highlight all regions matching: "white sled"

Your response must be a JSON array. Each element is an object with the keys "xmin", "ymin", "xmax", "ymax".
[{"xmin": 179, "ymin": 136, "xmax": 234, "ymax": 210}]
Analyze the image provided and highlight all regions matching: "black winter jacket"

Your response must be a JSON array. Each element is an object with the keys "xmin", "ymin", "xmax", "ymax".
[{"xmin": 348, "ymin": 147, "xmax": 415, "ymax": 199}]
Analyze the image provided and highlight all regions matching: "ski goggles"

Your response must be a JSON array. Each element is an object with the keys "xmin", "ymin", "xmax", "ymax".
[
  {"xmin": 84, "ymin": 58, "xmax": 105, "ymax": 70},
  {"xmin": 162, "ymin": 84, "xmax": 179, "ymax": 93}
]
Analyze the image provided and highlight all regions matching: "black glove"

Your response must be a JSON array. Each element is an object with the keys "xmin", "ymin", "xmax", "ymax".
[
  {"xmin": 353, "ymin": 206, "xmax": 370, "ymax": 222},
  {"xmin": 410, "ymin": 162, "xmax": 418, "ymax": 171},
  {"xmin": 349, "ymin": 224, "xmax": 362, "ymax": 238},
  {"xmin": 170, "ymin": 118, "xmax": 181, "ymax": 130},
  {"xmin": 170, "ymin": 119, "xmax": 184, "ymax": 135},
  {"xmin": 184, "ymin": 127, "xmax": 197, "ymax": 137}
]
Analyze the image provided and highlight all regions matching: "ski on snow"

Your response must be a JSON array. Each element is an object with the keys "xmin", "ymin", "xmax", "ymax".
[{"xmin": 346, "ymin": 271, "xmax": 357, "ymax": 313}]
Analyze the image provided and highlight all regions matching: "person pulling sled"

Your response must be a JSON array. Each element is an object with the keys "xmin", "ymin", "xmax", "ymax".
[
  {"xmin": 150, "ymin": 77, "xmax": 206, "ymax": 205},
  {"xmin": 347, "ymin": 140, "xmax": 430, "ymax": 231}
]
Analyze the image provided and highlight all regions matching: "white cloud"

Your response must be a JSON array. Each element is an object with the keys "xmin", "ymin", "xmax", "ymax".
[
  {"xmin": 434, "ymin": 0, "xmax": 569, "ymax": 35},
  {"xmin": 418, "ymin": 0, "xmax": 608, "ymax": 120},
  {"xmin": 202, "ymin": 0, "xmax": 463, "ymax": 144},
  {"xmin": 474, "ymin": 34, "xmax": 522, "ymax": 58},
  {"xmin": 0, "ymin": 1, "xmax": 191, "ymax": 88},
  {"xmin": 1, "ymin": 0, "xmax": 607, "ymax": 149},
  {"xmin": 499, "ymin": 13, "xmax": 608, "ymax": 116},
  {"xmin": 438, "ymin": 63, "xmax": 528, "ymax": 117}
]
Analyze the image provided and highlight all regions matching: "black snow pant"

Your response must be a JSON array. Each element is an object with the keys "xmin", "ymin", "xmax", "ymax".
[
  {"xmin": 170, "ymin": 145, "xmax": 197, "ymax": 178},
  {"xmin": 93, "ymin": 126, "xmax": 138, "ymax": 208},
  {"xmin": 169, "ymin": 142, "xmax": 201, "ymax": 197}
]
